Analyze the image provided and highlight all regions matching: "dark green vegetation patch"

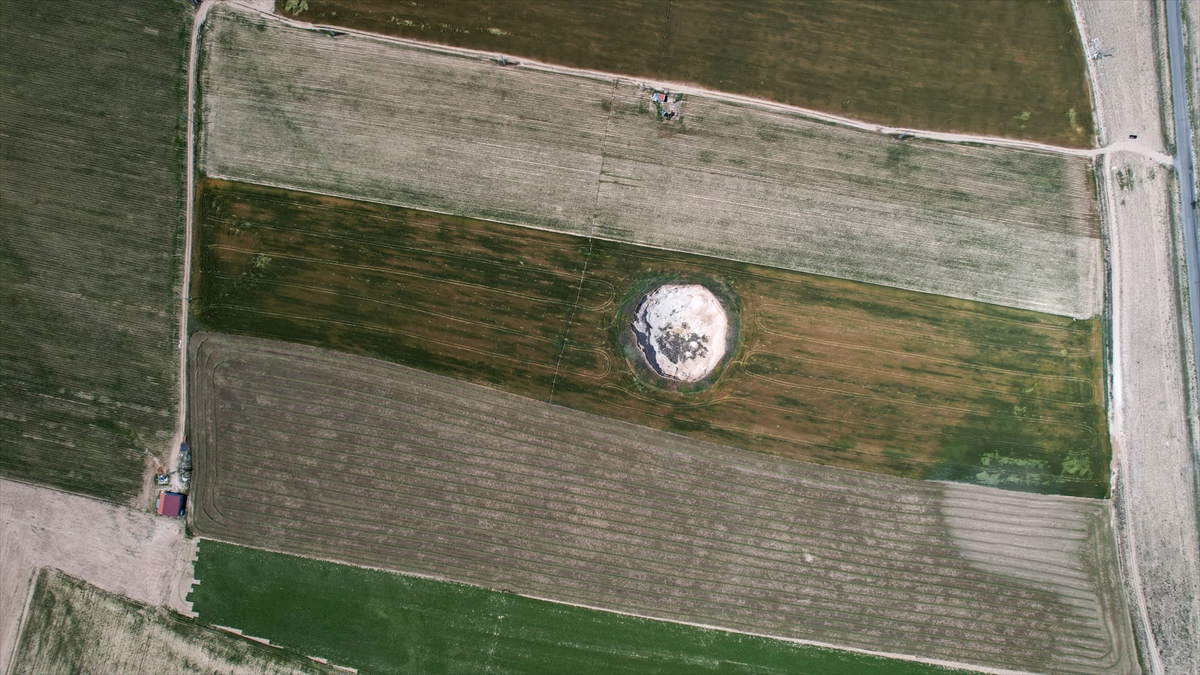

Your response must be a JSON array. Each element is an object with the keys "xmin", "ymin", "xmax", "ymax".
[
  {"xmin": 191, "ymin": 539, "xmax": 977, "ymax": 675},
  {"xmin": 0, "ymin": 0, "xmax": 191, "ymax": 501},
  {"xmin": 287, "ymin": 0, "xmax": 1095, "ymax": 147},
  {"xmin": 194, "ymin": 181, "xmax": 1109, "ymax": 497}
]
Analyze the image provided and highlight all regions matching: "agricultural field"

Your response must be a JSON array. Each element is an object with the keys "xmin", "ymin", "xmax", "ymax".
[
  {"xmin": 0, "ymin": 479, "xmax": 193, "ymax": 673},
  {"xmin": 194, "ymin": 181, "xmax": 1109, "ymax": 496},
  {"xmin": 199, "ymin": 4, "xmax": 1102, "ymax": 318},
  {"xmin": 187, "ymin": 333, "xmax": 1137, "ymax": 674},
  {"xmin": 9, "ymin": 568, "xmax": 332, "ymax": 675},
  {"xmin": 0, "ymin": 0, "xmax": 191, "ymax": 501},
  {"xmin": 283, "ymin": 0, "xmax": 1095, "ymax": 148},
  {"xmin": 191, "ymin": 540, "xmax": 978, "ymax": 675}
]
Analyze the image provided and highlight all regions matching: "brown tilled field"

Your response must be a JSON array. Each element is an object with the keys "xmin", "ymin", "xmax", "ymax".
[
  {"xmin": 188, "ymin": 333, "xmax": 1136, "ymax": 675},
  {"xmin": 194, "ymin": 180, "xmax": 1108, "ymax": 496}
]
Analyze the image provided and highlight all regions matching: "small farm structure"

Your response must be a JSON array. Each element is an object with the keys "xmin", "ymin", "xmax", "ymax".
[
  {"xmin": 649, "ymin": 89, "xmax": 683, "ymax": 120},
  {"xmin": 156, "ymin": 491, "xmax": 186, "ymax": 518}
]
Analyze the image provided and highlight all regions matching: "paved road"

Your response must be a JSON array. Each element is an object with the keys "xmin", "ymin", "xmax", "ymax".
[{"xmin": 1166, "ymin": 0, "xmax": 1200, "ymax": 440}]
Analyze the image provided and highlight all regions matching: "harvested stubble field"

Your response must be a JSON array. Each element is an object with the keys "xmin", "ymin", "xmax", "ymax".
[
  {"xmin": 195, "ymin": 181, "xmax": 1109, "ymax": 496},
  {"xmin": 0, "ymin": 0, "xmax": 191, "ymax": 501},
  {"xmin": 191, "ymin": 540, "xmax": 975, "ymax": 675},
  {"xmin": 199, "ymin": 4, "xmax": 1101, "ymax": 318},
  {"xmin": 10, "ymin": 568, "xmax": 332, "ymax": 675},
  {"xmin": 188, "ymin": 333, "xmax": 1137, "ymax": 675},
  {"xmin": 284, "ymin": 0, "xmax": 1095, "ymax": 148}
]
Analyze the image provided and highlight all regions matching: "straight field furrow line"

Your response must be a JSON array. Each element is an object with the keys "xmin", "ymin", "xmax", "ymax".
[
  {"xmin": 746, "ymin": 351, "xmax": 1097, "ymax": 407},
  {"xmin": 206, "ymin": 244, "xmax": 578, "ymax": 307},
  {"xmin": 202, "ymin": 273, "xmax": 569, "ymax": 343},
  {"xmin": 755, "ymin": 304, "xmax": 1095, "ymax": 358}
]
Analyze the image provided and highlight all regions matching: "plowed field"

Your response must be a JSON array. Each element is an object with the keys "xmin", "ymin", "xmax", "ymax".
[
  {"xmin": 198, "ymin": 4, "xmax": 1102, "ymax": 318},
  {"xmin": 0, "ymin": 0, "xmax": 191, "ymax": 501},
  {"xmin": 194, "ymin": 181, "xmax": 1109, "ymax": 496},
  {"xmin": 285, "ymin": 0, "xmax": 1095, "ymax": 147},
  {"xmin": 188, "ymin": 333, "xmax": 1136, "ymax": 675}
]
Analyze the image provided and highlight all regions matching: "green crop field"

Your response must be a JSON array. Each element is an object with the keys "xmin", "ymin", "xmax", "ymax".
[
  {"xmin": 11, "ymin": 568, "xmax": 332, "ymax": 675},
  {"xmin": 0, "ymin": 0, "xmax": 191, "ymax": 501},
  {"xmin": 190, "ymin": 539, "xmax": 978, "ymax": 675},
  {"xmin": 285, "ymin": 0, "xmax": 1094, "ymax": 147},
  {"xmin": 194, "ymin": 180, "xmax": 1108, "ymax": 497}
]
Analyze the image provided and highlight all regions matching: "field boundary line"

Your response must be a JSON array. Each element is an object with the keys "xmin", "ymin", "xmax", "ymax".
[
  {"xmin": 189, "ymin": 532, "xmax": 1042, "ymax": 675},
  {"xmin": 202, "ymin": 169, "xmax": 1096, "ymax": 321},
  {"xmin": 548, "ymin": 79, "xmax": 618, "ymax": 404},
  {"xmin": 169, "ymin": 0, "xmax": 216, "ymax": 490},
  {"xmin": 222, "ymin": 0, "xmax": 1172, "ymax": 166}
]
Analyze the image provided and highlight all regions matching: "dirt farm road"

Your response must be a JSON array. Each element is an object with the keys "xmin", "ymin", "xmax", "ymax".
[{"xmin": 1166, "ymin": 0, "xmax": 1200, "ymax": 450}]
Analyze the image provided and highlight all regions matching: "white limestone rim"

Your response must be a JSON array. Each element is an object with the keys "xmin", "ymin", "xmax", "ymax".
[{"xmin": 623, "ymin": 279, "xmax": 741, "ymax": 389}]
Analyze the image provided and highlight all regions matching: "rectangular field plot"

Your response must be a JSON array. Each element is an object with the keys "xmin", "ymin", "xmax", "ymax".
[
  {"xmin": 10, "ymin": 568, "xmax": 331, "ymax": 675},
  {"xmin": 194, "ymin": 181, "xmax": 1109, "ymax": 496},
  {"xmin": 288, "ymin": 0, "xmax": 1095, "ymax": 148},
  {"xmin": 199, "ymin": 4, "xmax": 1101, "ymax": 318},
  {"xmin": 0, "ymin": 0, "xmax": 190, "ymax": 501},
  {"xmin": 188, "ymin": 333, "xmax": 1136, "ymax": 675},
  {"xmin": 290, "ymin": 0, "xmax": 1099, "ymax": 147},
  {"xmin": 190, "ymin": 540, "xmax": 976, "ymax": 675}
]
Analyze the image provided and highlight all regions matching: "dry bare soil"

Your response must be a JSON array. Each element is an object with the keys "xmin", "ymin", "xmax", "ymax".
[
  {"xmin": 9, "ymin": 568, "xmax": 333, "ymax": 675},
  {"xmin": 188, "ymin": 332, "xmax": 1137, "ymax": 675},
  {"xmin": 1074, "ymin": 0, "xmax": 1200, "ymax": 671},
  {"xmin": 0, "ymin": 479, "xmax": 194, "ymax": 674},
  {"xmin": 281, "ymin": 0, "xmax": 1095, "ymax": 147},
  {"xmin": 198, "ymin": 4, "xmax": 1102, "ymax": 318},
  {"xmin": 0, "ymin": 0, "xmax": 191, "ymax": 502},
  {"xmin": 194, "ymin": 181, "xmax": 1109, "ymax": 497}
]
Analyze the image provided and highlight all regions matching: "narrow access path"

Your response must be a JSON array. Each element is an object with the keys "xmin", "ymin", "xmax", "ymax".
[
  {"xmin": 166, "ymin": 0, "xmax": 217, "ymax": 489},
  {"xmin": 1166, "ymin": 0, "xmax": 1200, "ymax": 449}
]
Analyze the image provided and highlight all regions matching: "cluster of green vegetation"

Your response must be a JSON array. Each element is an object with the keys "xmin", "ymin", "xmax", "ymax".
[
  {"xmin": 0, "ymin": 0, "xmax": 191, "ymax": 501},
  {"xmin": 287, "ymin": 0, "xmax": 1095, "ymax": 147},
  {"xmin": 194, "ymin": 181, "xmax": 1109, "ymax": 497},
  {"xmin": 190, "ymin": 540, "xmax": 978, "ymax": 675}
]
